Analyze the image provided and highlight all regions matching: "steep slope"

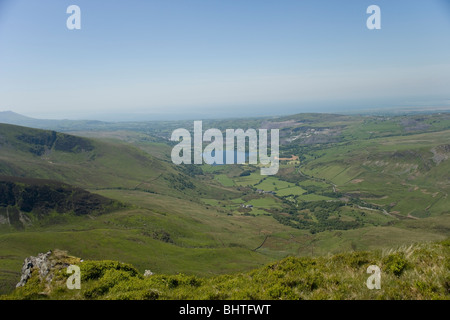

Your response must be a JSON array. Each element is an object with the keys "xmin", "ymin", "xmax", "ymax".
[
  {"xmin": 0, "ymin": 176, "xmax": 124, "ymax": 230},
  {"xmin": 0, "ymin": 123, "xmax": 232, "ymax": 199},
  {"xmin": 0, "ymin": 123, "xmax": 260, "ymax": 295}
]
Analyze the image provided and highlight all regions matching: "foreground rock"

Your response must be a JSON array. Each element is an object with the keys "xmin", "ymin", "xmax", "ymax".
[
  {"xmin": 16, "ymin": 250, "xmax": 81, "ymax": 289},
  {"xmin": 16, "ymin": 251, "xmax": 53, "ymax": 287}
]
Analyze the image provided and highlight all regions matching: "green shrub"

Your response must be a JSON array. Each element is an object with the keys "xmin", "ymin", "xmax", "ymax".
[
  {"xmin": 331, "ymin": 250, "xmax": 372, "ymax": 269},
  {"xmin": 443, "ymin": 276, "xmax": 450, "ymax": 295},
  {"xmin": 110, "ymin": 289, "xmax": 160, "ymax": 300},
  {"xmin": 9, "ymin": 270, "xmax": 47, "ymax": 300},
  {"xmin": 80, "ymin": 260, "xmax": 139, "ymax": 281},
  {"xmin": 266, "ymin": 283, "xmax": 297, "ymax": 299},
  {"xmin": 160, "ymin": 274, "xmax": 202, "ymax": 289},
  {"xmin": 83, "ymin": 269, "xmax": 135, "ymax": 299},
  {"xmin": 383, "ymin": 253, "xmax": 409, "ymax": 277}
]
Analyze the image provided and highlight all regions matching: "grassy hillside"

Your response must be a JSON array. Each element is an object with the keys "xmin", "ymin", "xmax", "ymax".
[
  {"xmin": 0, "ymin": 123, "xmax": 232, "ymax": 199},
  {"xmin": 0, "ymin": 113, "xmax": 448, "ymax": 299},
  {"xmin": 298, "ymin": 122, "xmax": 450, "ymax": 219},
  {"xmin": 1, "ymin": 187, "xmax": 447, "ymax": 295},
  {"xmin": 3, "ymin": 239, "xmax": 449, "ymax": 300},
  {"xmin": 0, "ymin": 124, "xmax": 256, "ymax": 293}
]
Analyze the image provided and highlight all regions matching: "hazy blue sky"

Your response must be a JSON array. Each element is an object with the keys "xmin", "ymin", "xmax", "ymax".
[{"xmin": 0, "ymin": 0, "xmax": 449, "ymax": 120}]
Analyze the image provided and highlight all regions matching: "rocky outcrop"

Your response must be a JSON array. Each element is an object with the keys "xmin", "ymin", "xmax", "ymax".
[
  {"xmin": 431, "ymin": 144, "xmax": 450, "ymax": 165},
  {"xmin": 15, "ymin": 250, "xmax": 78, "ymax": 288},
  {"xmin": 16, "ymin": 251, "xmax": 53, "ymax": 288}
]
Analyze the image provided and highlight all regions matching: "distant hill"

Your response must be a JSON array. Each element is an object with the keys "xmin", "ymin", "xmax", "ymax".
[
  {"xmin": 0, "ymin": 111, "xmax": 35, "ymax": 123},
  {"xmin": 0, "ymin": 111, "xmax": 64, "ymax": 128},
  {"xmin": 0, "ymin": 111, "xmax": 108, "ymax": 131}
]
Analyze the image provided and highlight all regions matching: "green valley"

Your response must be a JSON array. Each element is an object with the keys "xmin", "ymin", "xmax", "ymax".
[{"xmin": 0, "ymin": 112, "xmax": 449, "ymax": 298}]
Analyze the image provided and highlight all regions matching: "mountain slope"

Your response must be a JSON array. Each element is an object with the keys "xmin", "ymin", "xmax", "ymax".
[
  {"xmin": 0, "ymin": 115, "xmax": 448, "ymax": 300},
  {"xmin": 0, "ymin": 176, "xmax": 124, "ymax": 230},
  {"xmin": 0, "ymin": 123, "xmax": 232, "ymax": 199}
]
